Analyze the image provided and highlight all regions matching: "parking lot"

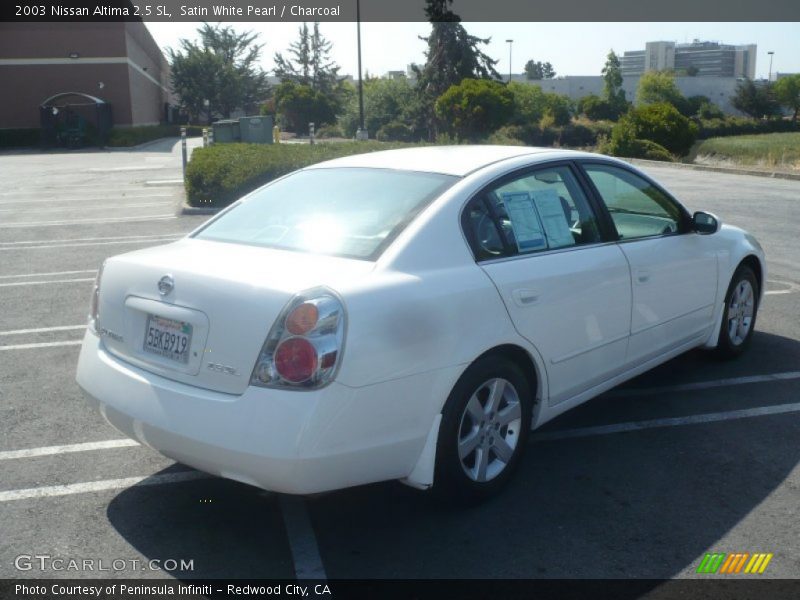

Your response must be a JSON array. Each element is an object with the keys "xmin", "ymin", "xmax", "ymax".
[{"xmin": 1, "ymin": 141, "xmax": 798, "ymax": 582}]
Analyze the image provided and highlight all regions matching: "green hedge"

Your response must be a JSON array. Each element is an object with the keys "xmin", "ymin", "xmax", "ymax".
[
  {"xmin": 696, "ymin": 117, "xmax": 797, "ymax": 140},
  {"xmin": 185, "ymin": 141, "xmax": 410, "ymax": 207},
  {"xmin": 107, "ymin": 125, "xmax": 203, "ymax": 147},
  {"xmin": 0, "ymin": 128, "xmax": 41, "ymax": 148}
]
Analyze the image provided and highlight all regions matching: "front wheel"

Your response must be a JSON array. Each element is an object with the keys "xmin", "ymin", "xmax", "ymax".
[
  {"xmin": 434, "ymin": 356, "xmax": 532, "ymax": 503},
  {"xmin": 716, "ymin": 265, "xmax": 759, "ymax": 359}
]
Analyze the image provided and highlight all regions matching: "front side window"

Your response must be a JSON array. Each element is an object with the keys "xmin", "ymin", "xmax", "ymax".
[
  {"xmin": 583, "ymin": 164, "xmax": 684, "ymax": 240},
  {"xmin": 464, "ymin": 165, "xmax": 601, "ymax": 261},
  {"xmin": 194, "ymin": 168, "xmax": 457, "ymax": 260}
]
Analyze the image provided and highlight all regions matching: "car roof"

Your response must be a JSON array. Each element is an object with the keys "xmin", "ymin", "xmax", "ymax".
[{"xmin": 306, "ymin": 145, "xmax": 602, "ymax": 177}]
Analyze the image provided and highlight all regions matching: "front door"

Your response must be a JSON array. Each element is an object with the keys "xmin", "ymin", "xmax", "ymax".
[{"xmin": 580, "ymin": 162, "xmax": 718, "ymax": 366}]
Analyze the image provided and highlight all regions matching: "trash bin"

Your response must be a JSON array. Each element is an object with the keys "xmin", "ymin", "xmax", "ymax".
[
  {"xmin": 212, "ymin": 119, "xmax": 241, "ymax": 143},
  {"xmin": 239, "ymin": 115, "xmax": 274, "ymax": 144}
]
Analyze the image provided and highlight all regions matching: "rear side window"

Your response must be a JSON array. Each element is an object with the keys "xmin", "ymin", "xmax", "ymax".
[
  {"xmin": 464, "ymin": 165, "xmax": 601, "ymax": 261},
  {"xmin": 194, "ymin": 168, "xmax": 457, "ymax": 260}
]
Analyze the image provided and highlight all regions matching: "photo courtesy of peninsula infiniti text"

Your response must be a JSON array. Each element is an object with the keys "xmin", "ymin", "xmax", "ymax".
[{"xmin": 76, "ymin": 146, "xmax": 766, "ymax": 501}]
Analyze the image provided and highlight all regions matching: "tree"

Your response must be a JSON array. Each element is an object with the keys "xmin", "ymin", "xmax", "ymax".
[
  {"xmin": 686, "ymin": 65, "xmax": 699, "ymax": 77},
  {"xmin": 774, "ymin": 74, "xmax": 800, "ymax": 121},
  {"xmin": 274, "ymin": 81, "xmax": 337, "ymax": 132},
  {"xmin": 434, "ymin": 79, "xmax": 513, "ymax": 141},
  {"xmin": 274, "ymin": 23, "xmax": 341, "ymax": 94},
  {"xmin": 732, "ymin": 79, "xmax": 781, "ymax": 119},
  {"xmin": 507, "ymin": 81, "xmax": 549, "ymax": 124},
  {"xmin": 340, "ymin": 77, "xmax": 417, "ymax": 138},
  {"xmin": 601, "ymin": 50, "xmax": 628, "ymax": 119},
  {"xmin": 413, "ymin": 0, "xmax": 500, "ymax": 138},
  {"xmin": 637, "ymin": 71, "xmax": 684, "ymax": 108},
  {"xmin": 169, "ymin": 24, "xmax": 269, "ymax": 122},
  {"xmin": 524, "ymin": 60, "xmax": 556, "ymax": 80}
]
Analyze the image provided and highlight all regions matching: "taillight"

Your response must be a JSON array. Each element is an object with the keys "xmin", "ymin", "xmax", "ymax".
[
  {"xmin": 250, "ymin": 288, "xmax": 346, "ymax": 389},
  {"xmin": 88, "ymin": 261, "xmax": 106, "ymax": 334}
]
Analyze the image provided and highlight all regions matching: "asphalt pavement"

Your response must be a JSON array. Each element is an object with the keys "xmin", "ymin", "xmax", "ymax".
[{"xmin": 0, "ymin": 141, "xmax": 798, "ymax": 582}]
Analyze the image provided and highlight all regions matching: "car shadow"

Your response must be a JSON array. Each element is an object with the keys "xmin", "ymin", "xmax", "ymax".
[{"xmin": 107, "ymin": 331, "xmax": 800, "ymax": 582}]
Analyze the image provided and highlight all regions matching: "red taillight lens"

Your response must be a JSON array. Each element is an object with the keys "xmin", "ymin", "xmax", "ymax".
[
  {"xmin": 285, "ymin": 303, "xmax": 319, "ymax": 335},
  {"xmin": 274, "ymin": 337, "xmax": 318, "ymax": 383}
]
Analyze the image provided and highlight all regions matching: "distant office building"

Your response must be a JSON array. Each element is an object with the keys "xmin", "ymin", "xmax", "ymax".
[
  {"xmin": 0, "ymin": 22, "xmax": 174, "ymax": 131},
  {"xmin": 621, "ymin": 40, "xmax": 756, "ymax": 79}
]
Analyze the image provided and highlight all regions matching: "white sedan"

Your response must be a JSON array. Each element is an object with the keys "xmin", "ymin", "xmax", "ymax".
[{"xmin": 76, "ymin": 146, "xmax": 765, "ymax": 501}]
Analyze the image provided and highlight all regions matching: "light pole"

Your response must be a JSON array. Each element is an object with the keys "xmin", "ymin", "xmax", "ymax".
[
  {"xmin": 767, "ymin": 51, "xmax": 774, "ymax": 81},
  {"xmin": 356, "ymin": 0, "xmax": 367, "ymax": 140},
  {"xmin": 506, "ymin": 39, "xmax": 513, "ymax": 82}
]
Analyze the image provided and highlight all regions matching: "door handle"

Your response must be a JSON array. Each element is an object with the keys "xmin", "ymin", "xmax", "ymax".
[
  {"xmin": 636, "ymin": 270, "xmax": 651, "ymax": 284},
  {"xmin": 512, "ymin": 289, "xmax": 539, "ymax": 307}
]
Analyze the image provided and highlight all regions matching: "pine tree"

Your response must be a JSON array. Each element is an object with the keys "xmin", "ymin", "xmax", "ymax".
[{"xmin": 412, "ymin": 0, "xmax": 500, "ymax": 138}]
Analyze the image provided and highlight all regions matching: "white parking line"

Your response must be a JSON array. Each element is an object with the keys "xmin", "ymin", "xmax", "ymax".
[
  {"xmin": 0, "ymin": 278, "xmax": 95, "ymax": 288},
  {"xmin": 607, "ymin": 371, "xmax": 800, "ymax": 397},
  {"xmin": 0, "ymin": 471, "xmax": 211, "ymax": 502},
  {"xmin": 0, "ymin": 201, "xmax": 170, "ymax": 214},
  {"xmin": 0, "ymin": 325, "xmax": 85, "ymax": 336},
  {"xmin": 279, "ymin": 496, "xmax": 328, "ymax": 580},
  {"xmin": 531, "ymin": 401, "xmax": 800, "ymax": 442},
  {"xmin": 0, "ymin": 269, "xmax": 96, "ymax": 279},
  {"xmin": 0, "ymin": 193, "xmax": 174, "ymax": 206},
  {"xmin": 0, "ymin": 238, "xmax": 182, "ymax": 251},
  {"xmin": 0, "ymin": 340, "xmax": 82, "ymax": 351},
  {"xmin": 0, "ymin": 233, "xmax": 182, "ymax": 247},
  {"xmin": 0, "ymin": 439, "xmax": 139, "ymax": 461},
  {"xmin": 0, "ymin": 214, "xmax": 177, "ymax": 228}
]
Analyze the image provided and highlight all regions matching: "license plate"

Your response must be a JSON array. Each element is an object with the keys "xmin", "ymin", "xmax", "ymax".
[{"xmin": 143, "ymin": 315, "xmax": 192, "ymax": 364}]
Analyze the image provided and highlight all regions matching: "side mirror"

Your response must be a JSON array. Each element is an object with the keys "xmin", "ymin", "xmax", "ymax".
[{"xmin": 693, "ymin": 211, "xmax": 721, "ymax": 235}]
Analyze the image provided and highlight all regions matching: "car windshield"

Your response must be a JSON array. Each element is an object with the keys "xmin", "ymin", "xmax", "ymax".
[{"xmin": 193, "ymin": 167, "xmax": 457, "ymax": 260}]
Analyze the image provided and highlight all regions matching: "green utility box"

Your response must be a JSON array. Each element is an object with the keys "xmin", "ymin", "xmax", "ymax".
[
  {"xmin": 212, "ymin": 119, "xmax": 241, "ymax": 143},
  {"xmin": 239, "ymin": 115, "xmax": 274, "ymax": 144}
]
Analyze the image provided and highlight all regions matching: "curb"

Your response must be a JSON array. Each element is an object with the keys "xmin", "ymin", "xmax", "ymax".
[
  {"xmin": 179, "ymin": 204, "xmax": 221, "ymax": 216},
  {"xmin": 626, "ymin": 158, "xmax": 800, "ymax": 182}
]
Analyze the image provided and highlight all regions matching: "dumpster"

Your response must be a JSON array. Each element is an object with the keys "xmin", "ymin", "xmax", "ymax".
[
  {"xmin": 212, "ymin": 119, "xmax": 241, "ymax": 143},
  {"xmin": 239, "ymin": 115, "xmax": 274, "ymax": 144}
]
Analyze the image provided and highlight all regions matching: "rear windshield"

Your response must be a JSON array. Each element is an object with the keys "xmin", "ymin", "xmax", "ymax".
[{"xmin": 193, "ymin": 167, "xmax": 457, "ymax": 260}]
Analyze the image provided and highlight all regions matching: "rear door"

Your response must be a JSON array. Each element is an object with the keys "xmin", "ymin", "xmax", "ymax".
[
  {"xmin": 578, "ymin": 162, "xmax": 718, "ymax": 366},
  {"xmin": 465, "ymin": 163, "xmax": 632, "ymax": 406}
]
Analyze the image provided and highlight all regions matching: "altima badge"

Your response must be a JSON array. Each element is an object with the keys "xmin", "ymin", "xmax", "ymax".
[{"xmin": 158, "ymin": 275, "xmax": 174, "ymax": 296}]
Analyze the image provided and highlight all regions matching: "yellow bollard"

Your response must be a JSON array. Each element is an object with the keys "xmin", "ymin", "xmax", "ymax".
[{"xmin": 272, "ymin": 125, "xmax": 281, "ymax": 144}]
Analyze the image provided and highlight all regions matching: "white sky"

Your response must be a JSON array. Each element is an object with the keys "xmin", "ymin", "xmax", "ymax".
[{"xmin": 146, "ymin": 22, "xmax": 800, "ymax": 80}]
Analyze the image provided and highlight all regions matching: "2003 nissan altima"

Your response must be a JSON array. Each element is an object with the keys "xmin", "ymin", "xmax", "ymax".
[{"xmin": 76, "ymin": 146, "xmax": 765, "ymax": 500}]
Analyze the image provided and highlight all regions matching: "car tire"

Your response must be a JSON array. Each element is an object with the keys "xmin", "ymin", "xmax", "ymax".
[
  {"xmin": 433, "ymin": 355, "xmax": 532, "ymax": 503},
  {"xmin": 716, "ymin": 264, "xmax": 759, "ymax": 359}
]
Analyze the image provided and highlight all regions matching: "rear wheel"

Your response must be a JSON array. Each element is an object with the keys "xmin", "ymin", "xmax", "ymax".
[
  {"xmin": 716, "ymin": 265, "xmax": 759, "ymax": 359},
  {"xmin": 434, "ymin": 356, "xmax": 532, "ymax": 503}
]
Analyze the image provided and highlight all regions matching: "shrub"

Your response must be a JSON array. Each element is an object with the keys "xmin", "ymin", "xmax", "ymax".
[
  {"xmin": 541, "ymin": 93, "xmax": 573, "ymax": 127},
  {"xmin": 375, "ymin": 120, "xmax": 416, "ymax": 142},
  {"xmin": 339, "ymin": 77, "xmax": 417, "ymax": 139},
  {"xmin": 0, "ymin": 128, "xmax": 41, "ymax": 148},
  {"xmin": 435, "ymin": 79, "xmax": 514, "ymax": 142},
  {"xmin": 598, "ymin": 125, "xmax": 674, "ymax": 161},
  {"xmin": 314, "ymin": 123, "xmax": 345, "ymax": 139},
  {"xmin": 696, "ymin": 117, "xmax": 798, "ymax": 139},
  {"xmin": 185, "ymin": 141, "xmax": 411, "ymax": 207},
  {"xmin": 610, "ymin": 103, "xmax": 697, "ymax": 156},
  {"xmin": 577, "ymin": 94, "xmax": 626, "ymax": 121}
]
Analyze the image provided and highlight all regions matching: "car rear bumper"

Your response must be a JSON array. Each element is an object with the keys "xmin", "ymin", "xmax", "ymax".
[{"xmin": 76, "ymin": 331, "xmax": 459, "ymax": 494}]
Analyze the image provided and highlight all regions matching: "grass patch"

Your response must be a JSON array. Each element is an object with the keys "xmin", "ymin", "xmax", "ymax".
[
  {"xmin": 185, "ymin": 141, "xmax": 412, "ymax": 207},
  {"xmin": 694, "ymin": 132, "xmax": 800, "ymax": 169}
]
